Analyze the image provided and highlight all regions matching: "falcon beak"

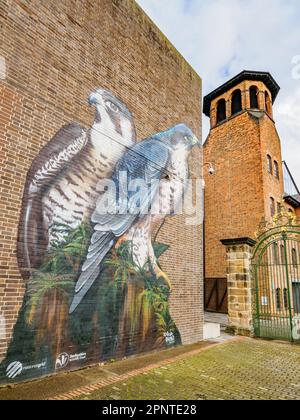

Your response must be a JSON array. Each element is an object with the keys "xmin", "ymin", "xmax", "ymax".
[
  {"xmin": 88, "ymin": 92, "xmax": 100, "ymax": 107},
  {"xmin": 191, "ymin": 134, "xmax": 200, "ymax": 146}
]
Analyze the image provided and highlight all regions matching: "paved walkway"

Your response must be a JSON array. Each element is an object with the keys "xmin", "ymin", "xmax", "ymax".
[
  {"xmin": 0, "ymin": 339, "xmax": 223, "ymax": 400},
  {"xmin": 74, "ymin": 338, "xmax": 300, "ymax": 400},
  {"xmin": 205, "ymin": 311, "xmax": 229, "ymax": 327},
  {"xmin": 1, "ymin": 336, "xmax": 300, "ymax": 400}
]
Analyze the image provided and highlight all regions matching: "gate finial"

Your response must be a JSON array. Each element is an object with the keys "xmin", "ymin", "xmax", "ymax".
[{"xmin": 255, "ymin": 206, "xmax": 299, "ymax": 239}]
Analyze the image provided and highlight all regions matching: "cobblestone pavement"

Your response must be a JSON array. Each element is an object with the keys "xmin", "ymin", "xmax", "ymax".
[
  {"xmin": 0, "ymin": 340, "xmax": 219, "ymax": 400},
  {"xmin": 74, "ymin": 339, "xmax": 300, "ymax": 400}
]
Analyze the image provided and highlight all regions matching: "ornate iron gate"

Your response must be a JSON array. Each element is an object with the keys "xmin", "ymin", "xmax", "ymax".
[{"xmin": 252, "ymin": 212, "xmax": 300, "ymax": 342}]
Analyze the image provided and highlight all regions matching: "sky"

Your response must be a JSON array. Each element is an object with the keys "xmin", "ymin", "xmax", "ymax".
[{"xmin": 136, "ymin": 0, "xmax": 300, "ymax": 187}]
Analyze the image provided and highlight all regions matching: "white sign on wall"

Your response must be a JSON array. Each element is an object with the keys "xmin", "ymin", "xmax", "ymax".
[
  {"xmin": 292, "ymin": 317, "xmax": 300, "ymax": 341},
  {"xmin": 0, "ymin": 315, "xmax": 6, "ymax": 340},
  {"xmin": 0, "ymin": 57, "xmax": 6, "ymax": 80}
]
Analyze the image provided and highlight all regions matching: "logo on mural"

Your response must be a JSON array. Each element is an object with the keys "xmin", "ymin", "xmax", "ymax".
[
  {"xmin": 6, "ymin": 362, "xmax": 23, "ymax": 379},
  {"xmin": 55, "ymin": 353, "xmax": 70, "ymax": 370},
  {"xmin": 164, "ymin": 332, "xmax": 175, "ymax": 346},
  {"xmin": 6, "ymin": 360, "xmax": 46, "ymax": 379},
  {"xmin": 0, "ymin": 88, "xmax": 201, "ymax": 384},
  {"xmin": 55, "ymin": 352, "xmax": 87, "ymax": 370}
]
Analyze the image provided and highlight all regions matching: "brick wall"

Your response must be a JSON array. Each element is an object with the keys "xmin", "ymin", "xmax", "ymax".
[
  {"xmin": 0, "ymin": 0, "xmax": 203, "ymax": 382},
  {"xmin": 204, "ymin": 109, "xmax": 265, "ymax": 279},
  {"xmin": 204, "ymin": 79, "xmax": 284, "ymax": 280},
  {"xmin": 259, "ymin": 116, "xmax": 285, "ymax": 215}
]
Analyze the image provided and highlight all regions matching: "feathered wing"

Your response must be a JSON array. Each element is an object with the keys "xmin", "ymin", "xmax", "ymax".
[
  {"xmin": 69, "ymin": 137, "xmax": 170, "ymax": 313},
  {"xmin": 17, "ymin": 123, "xmax": 89, "ymax": 279}
]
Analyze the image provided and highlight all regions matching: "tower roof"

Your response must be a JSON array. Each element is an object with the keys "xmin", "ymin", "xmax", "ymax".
[
  {"xmin": 283, "ymin": 161, "xmax": 300, "ymax": 208},
  {"xmin": 203, "ymin": 70, "xmax": 280, "ymax": 117}
]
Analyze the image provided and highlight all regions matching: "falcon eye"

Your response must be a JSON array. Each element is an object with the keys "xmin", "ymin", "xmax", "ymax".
[{"xmin": 106, "ymin": 100, "xmax": 120, "ymax": 113}]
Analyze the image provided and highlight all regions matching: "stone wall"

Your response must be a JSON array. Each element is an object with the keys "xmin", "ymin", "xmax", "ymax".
[{"xmin": 221, "ymin": 238, "xmax": 256, "ymax": 336}]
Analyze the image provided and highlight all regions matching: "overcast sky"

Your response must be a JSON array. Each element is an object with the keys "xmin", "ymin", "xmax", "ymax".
[{"xmin": 136, "ymin": 0, "xmax": 300, "ymax": 186}]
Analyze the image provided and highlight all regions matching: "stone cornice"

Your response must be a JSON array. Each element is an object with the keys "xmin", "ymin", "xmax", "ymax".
[{"xmin": 220, "ymin": 237, "xmax": 256, "ymax": 247}]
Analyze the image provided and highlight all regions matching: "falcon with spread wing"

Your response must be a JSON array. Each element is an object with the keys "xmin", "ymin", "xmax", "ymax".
[
  {"xmin": 17, "ymin": 89, "xmax": 136, "ymax": 277},
  {"xmin": 69, "ymin": 124, "xmax": 199, "ymax": 313}
]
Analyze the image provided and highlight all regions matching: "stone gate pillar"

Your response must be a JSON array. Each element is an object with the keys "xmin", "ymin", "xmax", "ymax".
[{"xmin": 221, "ymin": 238, "xmax": 256, "ymax": 337}]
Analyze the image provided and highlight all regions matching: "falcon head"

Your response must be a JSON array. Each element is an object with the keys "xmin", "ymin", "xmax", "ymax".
[
  {"xmin": 157, "ymin": 124, "xmax": 200, "ymax": 151},
  {"xmin": 88, "ymin": 88, "xmax": 136, "ymax": 146}
]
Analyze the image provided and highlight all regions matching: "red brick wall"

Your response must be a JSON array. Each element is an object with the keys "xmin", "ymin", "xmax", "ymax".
[
  {"xmin": 204, "ymin": 80, "xmax": 285, "ymax": 280},
  {"xmin": 204, "ymin": 111, "xmax": 264, "ymax": 278},
  {"xmin": 259, "ymin": 116, "xmax": 284, "ymax": 218}
]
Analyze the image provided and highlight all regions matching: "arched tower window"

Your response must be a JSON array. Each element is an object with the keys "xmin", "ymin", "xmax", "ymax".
[
  {"xmin": 265, "ymin": 91, "xmax": 272, "ymax": 115},
  {"xmin": 231, "ymin": 90, "xmax": 242, "ymax": 116},
  {"xmin": 277, "ymin": 202, "xmax": 282, "ymax": 214},
  {"xmin": 216, "ymin": 99, "xmax": 226, "ymax": 124},
  {"xmin": 270, "ymin": 197, "xmax": 275, "ymax": 217},
  {"xmin": 267, "ymin": 155, "xmax": 273, "ymax": 174},
  {"xmin": 250, "ymin": 86, "xmax": 259, "ymax": 109},
  {"xmin": 274, "ymin": 160, "xmax": 279, "ymax": 180}
]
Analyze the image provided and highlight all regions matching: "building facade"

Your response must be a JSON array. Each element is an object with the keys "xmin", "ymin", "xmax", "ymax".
[
  {"xmin": 203, "ymin": 71, "xmax": 300, "ymax": 325},
  {"xmin": 0, "ymin": 0, "xmax": 203, "ymax": 384}
]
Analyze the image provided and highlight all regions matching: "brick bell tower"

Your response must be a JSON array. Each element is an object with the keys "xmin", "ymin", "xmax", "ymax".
[{"xmin": 203, "ymin": 70, "xmax": 284, "ymax": 313}]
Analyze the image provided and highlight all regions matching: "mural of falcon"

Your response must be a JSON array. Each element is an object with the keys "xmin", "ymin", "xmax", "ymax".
[
  {"xmin": 17, "ymin": 89, "xmax": 136, "ymax": 277},
  {"xmin": 69, "ymin": 124, "xmax": 199, "ymax": 313}
]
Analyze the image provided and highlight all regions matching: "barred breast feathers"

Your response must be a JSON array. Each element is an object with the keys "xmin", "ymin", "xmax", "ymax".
[{"xmin": 29, "ymin": 131, "xmax": 88, "ymax": 195}]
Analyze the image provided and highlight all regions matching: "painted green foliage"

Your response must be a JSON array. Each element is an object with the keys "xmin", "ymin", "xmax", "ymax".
[{"xmin": 0, "ymin": 223, "xmax": 181, "ymax": 382}]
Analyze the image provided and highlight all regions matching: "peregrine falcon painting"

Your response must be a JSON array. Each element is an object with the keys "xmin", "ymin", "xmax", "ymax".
[
  {"xmin": 69, "ymin": 124, "xmax": 199, "ymax": 313},
  {"xmin": 17, "ymin": 89, "xmax": 136, "ymax": 277}
]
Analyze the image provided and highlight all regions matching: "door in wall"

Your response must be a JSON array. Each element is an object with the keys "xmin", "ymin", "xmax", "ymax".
[{"xmin": 204, "ymin": 278, "xmax": 228, "ymax": 314}]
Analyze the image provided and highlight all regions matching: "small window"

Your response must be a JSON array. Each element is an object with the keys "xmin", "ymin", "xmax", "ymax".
[
  {"xmin": 273, "ymin": 243, "xmax": 279, "ymax": 265},
  {"xmin": 277, "ymin": 202, "xmax": 282, "ymax": 215},
  {"xmin": 292, "ymin": 248, "xmax": 298, "ymax": 267},
  {"xmin": 250, "ymin": 86, "xmax": 259, "ymax": 109},
  {"xmin": 216, "ymin": 99, "xmax": 226, "ymax": 124},
  {"xmin": 267, "ymin": 155, "xmax": 273, "ymax": 174},
  {"xmin": 276, "ymin": 288, "xmax": 281, "ymax": 311},
  {"xmin": 231, "ymin": 90, "xmax": 242, "ymax": 116},
  {"xmin": 265, "ymin": 91, "xmax": 272, "ymax": 115},
  {"xmin": 270, "ymin": 197, "xmax": 275, "ymax": 218},
  {"xmin": 283, "ymin": 289, "xmax": 289, "ymax": 310},
  {"xmin": 274, "ymin": 161, "xmax": 279, "ymax": 179}
]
